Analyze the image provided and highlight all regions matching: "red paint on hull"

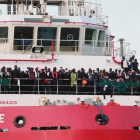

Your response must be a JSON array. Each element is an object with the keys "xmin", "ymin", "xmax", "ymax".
[
  {"xmin": 1, "ymin": 130, "xmax": 140, "ymax": 140},
  {"xmin": 0, "ymin": 106, "xmax": 140, "ymax": 140}
]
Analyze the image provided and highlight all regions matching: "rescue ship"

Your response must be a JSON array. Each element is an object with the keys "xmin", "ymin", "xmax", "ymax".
[{"xmin": 0, "ymin": 0, "xmax": 140, "ymax": 140}]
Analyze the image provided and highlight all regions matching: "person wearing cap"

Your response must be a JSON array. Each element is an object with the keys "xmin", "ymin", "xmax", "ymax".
[
  {"xmin": 76, "ymin": 99, "xmax": 89, "ymax": 109},
  {"xmin": 107, "ymin": 98, "xmax": 120, "ymax": 106},
  {"xmin": 102, "ymin": 85, "xmax": 113, "ymax": 99}
]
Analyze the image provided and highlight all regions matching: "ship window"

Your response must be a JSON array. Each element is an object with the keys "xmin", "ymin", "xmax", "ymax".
[
  {"xmin": 95, "ymin": 114, "xmax": 109, "ymax": 125},
  {"xmin": 13, "ymin": 116, "xmax": 26, "ymax": 128},
  {"xmin": 97, "ymin": 30, "xmax": 105, "ymax": 47},
  {"xmin": 0, "ymin": 27, "xmax": 8, "ymax": 43},
  {"xmin": 60, "ymin": 27, "xmax": 80, "ymax": 51},
  {"xmin": 31, "ymin": 126, "xmax": 70, "ymax": 131},
  {"xmin": 85, "ymin": 28, "xmax": 97, "ymax": 45},
  {"xmin": 0, "ymin": 129, "xmax": 8, "ymax": 132},
  {"xmin": 14, "ymin": 27, "xmax": 34, "ymax": 50},
  {"xmin": 37, "ymin": 27, "xmax": 57, "ymax": 49},
  {"xmin": 133, "ymin": 127, "xmax": 140, "ymax": 130}
]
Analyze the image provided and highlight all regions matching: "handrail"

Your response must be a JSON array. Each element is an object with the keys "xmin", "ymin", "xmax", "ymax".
[
  {"xmin": 65, "ymin": 22, "xmax": 108, "ymax": 28},
  {"xmin": 0, "ymin": 40, "xmax": 54, "ymax": 62},
  {"xmin": 0, "ymin": 21, "xmax": 52, "ymax": 24},
  {"xmin": 111, "ymin": 41, "xmax": 121, "ymax": 65}
]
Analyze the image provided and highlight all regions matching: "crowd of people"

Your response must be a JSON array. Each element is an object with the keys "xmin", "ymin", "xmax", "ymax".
[{"xmin": 0, "ymin": 55, "xmax": 139, "ymax": 95}]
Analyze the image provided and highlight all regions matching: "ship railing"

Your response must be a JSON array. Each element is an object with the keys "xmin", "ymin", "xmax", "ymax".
[
  {"xmin": 1, "ymin": 38, "xmax": 113, "ymax": 56},
  {"xmin": 0, "ymin": 78, "xmax": 138, "ymax": 95},
  {"xmin": 113, "ymin": 41, "xmax": 136, "ymax": 58},
  {"xmin": 0, "ymin": 38, "xmax": 135, "ymax": 57},
  {"xmin": 0, "ymin": 2, "xmax": 107, "ymax": 25}
]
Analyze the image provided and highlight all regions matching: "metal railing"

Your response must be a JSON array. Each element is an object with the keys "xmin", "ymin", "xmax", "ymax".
[
  {"xmin": 0, "ymin": 78, "xmax": 139, "ymax": 95},
  {"xmin": 0, "ymin": 2, "xmax": 107, "ymax": 24},
  {"xmin": 0, "ymin": 38, "xmax": 136, "ymax": 58},
  {"xmin": 0, "ymin": 38, "xmax": 113, "ymax": 55}
]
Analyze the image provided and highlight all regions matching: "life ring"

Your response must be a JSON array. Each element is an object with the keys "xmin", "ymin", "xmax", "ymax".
[
  {"xmin": 67, "ymin": 34, "xmax": 74, "ymax": 40},
  {"xmin": 38, "ymin": 97, "xmax": 47, "ymax": 106}
]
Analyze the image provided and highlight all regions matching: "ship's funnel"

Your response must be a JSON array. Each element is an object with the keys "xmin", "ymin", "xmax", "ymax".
[{"xmin": 118, "ymin": 38, "xmax": 125, "ymax": 57}]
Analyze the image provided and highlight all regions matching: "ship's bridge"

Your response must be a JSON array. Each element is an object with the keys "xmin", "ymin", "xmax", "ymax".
[
  {"xmin": 0, "ymin": 0, "xmax": 136, "ymax": 60},
  {"xmin": 0, "ymin": 14, "xmax": 113, "ymax": 56}
]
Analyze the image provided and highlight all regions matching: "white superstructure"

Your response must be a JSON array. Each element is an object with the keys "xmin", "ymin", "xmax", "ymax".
[{"xmin": 0, "ymin": 0, "xmax": 139, "ymax": 107}]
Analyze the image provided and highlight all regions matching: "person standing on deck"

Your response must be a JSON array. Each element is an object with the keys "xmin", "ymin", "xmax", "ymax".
[{"xmin": 107, "ymin": 98, "xmax": 120, "ymax": 106}]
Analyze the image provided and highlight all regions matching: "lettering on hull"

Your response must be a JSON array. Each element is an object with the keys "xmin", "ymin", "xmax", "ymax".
[{"xmin": 0, "ymin": 114, "xmax": 5, "ymax": 123}]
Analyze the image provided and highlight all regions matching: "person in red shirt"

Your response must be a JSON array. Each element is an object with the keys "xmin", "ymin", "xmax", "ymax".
[
  {"xmin": 29, "ymin": 68, "xmax": 35, "ymax": 93},
  {"xmin": 76, "ymin": 99, "xmax": 89, "ymax": 109},
  {"xmin": 107, "ymin": 98, "xmax": 120, "ymax": 106}
]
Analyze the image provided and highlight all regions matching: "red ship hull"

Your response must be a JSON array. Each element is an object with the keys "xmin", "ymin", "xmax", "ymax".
[{"xmin": 0, "ymin": 106, "xmax": 140, "ymax": 140}]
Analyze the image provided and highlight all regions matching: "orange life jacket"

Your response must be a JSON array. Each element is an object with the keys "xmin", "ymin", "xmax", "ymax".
[
  {"xmin": 100, "ymin": 72, "xmax": 103, "ymax": 77},
  {"xmin": 76, "ymin": 103, "xmax": 89, "ymax": 108},
  {"xmin": 82, "ymin": 79, "xmax": 87, "ymax": 86},
  {"xmin": 107, "ymin": 102, "xmax": 120, "ymax": 106}
]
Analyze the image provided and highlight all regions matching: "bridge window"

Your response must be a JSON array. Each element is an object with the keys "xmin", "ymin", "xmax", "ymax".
[
  {"xmin": 97, "ymin": 30, "xmax": 105, "ymax": 47},
  {"xmin": 37, "ymin": 27, "xmax": 57, "ymax": 51},
  {"xmin": 0, "ymin": 27, "xmax": 8, "ymax": 43},
  {"xmin": 85, "ymin": 28, "xmax": 97, "ymax": 45},
  {"xmin": 14, "ymin": 27, "xmax": 34, "ymax": 50},
  {"xmin": 60, "ymin": 27, "xmax": 80, "ymax": 51}
]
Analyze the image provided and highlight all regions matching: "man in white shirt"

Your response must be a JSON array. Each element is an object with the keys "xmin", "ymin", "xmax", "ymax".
[{"xmin": 121, "ymin": 56, "xmax": 129, "ymax": 72}]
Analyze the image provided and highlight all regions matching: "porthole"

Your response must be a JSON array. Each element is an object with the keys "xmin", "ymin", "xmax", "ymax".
[
  {"xmin": 95, "ymin": 114, "xmax": 109, "ymax": 125},
  {"xmin": 13, "ymin": 116, "xmax": 26, "ymax": 128}
]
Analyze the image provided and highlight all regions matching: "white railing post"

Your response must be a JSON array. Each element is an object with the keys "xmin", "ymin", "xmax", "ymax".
[{"xmin": 18, "ymin": 78, "xmax": 20, "ymax": 94}]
